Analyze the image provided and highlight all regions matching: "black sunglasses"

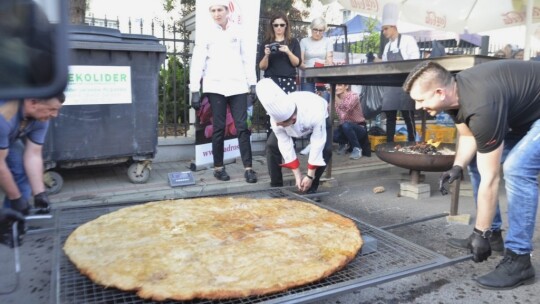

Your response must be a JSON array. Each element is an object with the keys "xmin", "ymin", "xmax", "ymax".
[{"xmin": 273, "ymin": 23, "xmax": 286, "ymax": 28}]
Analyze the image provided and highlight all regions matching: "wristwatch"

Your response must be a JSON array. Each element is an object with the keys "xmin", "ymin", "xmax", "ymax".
[{"xmin": 473, "ymin": 227, "xmax": 492, "ymax": 239}]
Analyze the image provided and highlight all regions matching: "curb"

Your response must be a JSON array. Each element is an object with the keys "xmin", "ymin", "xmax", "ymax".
[{"xmin": 52, "ymin": 160, "xmax": 397, "ymax": 209}]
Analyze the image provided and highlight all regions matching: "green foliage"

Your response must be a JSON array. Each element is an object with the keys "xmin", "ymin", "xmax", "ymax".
[
  {"xmin": 260, "ymin": 0, "xmax": 311, "ymax": 20},
  {"xmin": 158, "ymin": 56, "xmax": 187, "ymax": 124},
  {"xmin": 349, "ymin": 17, "xmax": 380, "ymax": 54},
  {"xmin": 162, "ymin": 0, "xmax": 195, "ymax": 19}
]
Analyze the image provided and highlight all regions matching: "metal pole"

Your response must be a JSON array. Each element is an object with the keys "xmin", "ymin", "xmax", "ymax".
[
  {"xmin": 325, "ymin": 83, "xmax": 337, "ymax": 179},
  {"xmin": 450, "ymin": 177, "xmax": 461, "ymax": 216},
  {"xmin": 524, "ymin": 0, "xmax": 533, "ymax": 60},
  {"xmin": 480, "ymin": 35, "xmax": 490, "ymax": 56}
]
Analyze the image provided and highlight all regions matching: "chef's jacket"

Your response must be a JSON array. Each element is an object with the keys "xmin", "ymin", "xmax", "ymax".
[
  {"xmin": 189, "ymin": 21, "xmax": 257, "ymax": 96},
  {"xmin": 270, "ymin": 92, "xmax": 329, "ymax": 170}
]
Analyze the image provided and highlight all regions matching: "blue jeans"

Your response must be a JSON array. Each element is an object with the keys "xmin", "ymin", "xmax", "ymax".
[
  {"xmin": 503, "ymin": 119, "xmax": 540, "ymax": 254},
  {"xmin": 333, "ymin": 122, "xmax": 367, "ymax": 150},
  {"xmin": 467, "ymin": 133, "xmax": 520, "ymax": 230},
  {"xmin": 3, "ymin": 140, "xmax": 31, "ymax": 208}
]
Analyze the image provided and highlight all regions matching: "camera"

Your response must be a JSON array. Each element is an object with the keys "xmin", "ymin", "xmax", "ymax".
[{"xmin": 268, "ymin": 42, "xmax": 281, "ymax": 53}]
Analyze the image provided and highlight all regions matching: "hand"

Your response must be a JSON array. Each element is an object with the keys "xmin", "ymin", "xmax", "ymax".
[
  {"xmin": 0, "ymin": 208, "xmax": 26, "ymax": 248},
  {"xmin": 292, "ymin": 169, "xmax": 303, "ymax": 191},
  {"xmin": 191, "ymin": 92, "xmax": 201, "ymax": 111},
  {"xmin": 34, "ymin": 191, "xmax": 51, "ymax": 214},
  {"xmin": 9, "ymin": 197, "xmax": 30, "ymax": 215},
  {"xmin": 300, "ymin": 175, "xmax": 313, "ymax": 192},
  {"xmin": 470, "ymin": 229, "xmax": 492, "ymax": 262},
  {"xmin": 439, "ymin": 165, "xmax": 462, "ymax": 195}
]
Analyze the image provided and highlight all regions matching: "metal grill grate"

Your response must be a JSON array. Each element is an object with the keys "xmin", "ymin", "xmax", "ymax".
[{"xmin": 51, "ymin": 189, "xmax": 449, "ymax": 304}]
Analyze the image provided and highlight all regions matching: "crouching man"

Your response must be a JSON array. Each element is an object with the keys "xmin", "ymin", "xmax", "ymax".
[{"xmin": 256, "ymin": 78, "xmax": 332, "ymax": 194}]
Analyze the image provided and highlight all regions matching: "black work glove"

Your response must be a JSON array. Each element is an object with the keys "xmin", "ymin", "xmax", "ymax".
[
  {"xmin": 470, "ymin": 229, "xmax": 492, "ymax": 262},
  {"xmin": 34, "ymin": 191, "xmax": 51, "ymax": 214},
  {"xmin": 439, "ymin": 165, "xmax": 463, "ymax": 195},
  {"xmin": 0, "ymin": 208, "xmax": 26, "ymax": 248},
  {"xmin": 0, "ymin": 208, "xmax": 25, "ymax": 224},
  {"xmin": 9, "ymin": 197, "xmax": 30, "ymax": 215},
  {"xmin": 191, "ymin": 92, "xmax": 201, "ymax": 111}
]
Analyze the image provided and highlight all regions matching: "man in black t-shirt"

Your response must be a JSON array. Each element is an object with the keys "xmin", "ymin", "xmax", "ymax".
[{"xmin": 403, "ymin": 60, "xmax": 540, "ymax": 290}]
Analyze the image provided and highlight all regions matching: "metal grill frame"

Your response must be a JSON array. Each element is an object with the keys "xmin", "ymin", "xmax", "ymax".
[{"xmin": 50, "ymin": 188, "xmax": 468, "ymax": 304}]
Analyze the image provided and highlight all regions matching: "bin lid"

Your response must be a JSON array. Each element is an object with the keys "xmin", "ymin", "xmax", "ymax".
[{"xmin": 69, "ymin": 25, "xmax": 166, "ymax": 53}]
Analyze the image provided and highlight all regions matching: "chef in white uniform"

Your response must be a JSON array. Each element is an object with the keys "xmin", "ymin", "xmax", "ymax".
[
  {"xmin": 256, "ymin": 78, "xmax": 332, "ymax": 193},
  {"xmin": 379, "ymin": 2, "xmax": 419, "ymax": 143}
]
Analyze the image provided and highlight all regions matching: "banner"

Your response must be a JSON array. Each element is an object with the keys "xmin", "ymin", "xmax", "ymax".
[
  {"xmin": 193, "ymin": 0, "xmax": 261, "ymax": 170},
  {"xmin": 64, "ymin": 66, "xmax": 132, "ymax": 105}
]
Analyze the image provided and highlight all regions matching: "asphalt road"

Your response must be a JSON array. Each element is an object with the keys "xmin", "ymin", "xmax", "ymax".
[{"xmin": 313, "ymin": 170, "xmax": 540, "ymax": 304}]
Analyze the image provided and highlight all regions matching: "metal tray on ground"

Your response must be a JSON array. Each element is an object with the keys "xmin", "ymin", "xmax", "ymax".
[{"xmin": 50, "ymin": 189, "xmax": 466, "ymax": 304}]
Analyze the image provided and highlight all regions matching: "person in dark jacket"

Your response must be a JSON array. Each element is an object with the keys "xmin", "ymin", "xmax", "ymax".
[{"xmin": 257, "ymin": 12, "xmax": 301, "ymax": 137}]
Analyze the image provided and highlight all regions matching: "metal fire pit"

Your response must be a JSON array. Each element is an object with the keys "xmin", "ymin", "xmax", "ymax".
[
  {"xmin": 376, "ymin": 141, "xmax": 456, "ymax": 184},
  {"xmin": 375, "ymin": 142, "xmax": 456, "ymax": 172},
  {"xmin": 50, "ymin": 189, "xmax": 467, "ymax": 304}
]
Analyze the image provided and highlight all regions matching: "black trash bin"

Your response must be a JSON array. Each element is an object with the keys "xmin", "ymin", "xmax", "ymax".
[{"xmin": 43, "ymin": 25, "xmax": 166, "ymax": 193}]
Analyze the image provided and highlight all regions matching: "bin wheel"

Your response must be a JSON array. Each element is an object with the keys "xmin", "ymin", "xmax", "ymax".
[
  {"xmin": 127, "ymin": 162, "xmax": 151, "ymax": 184},
  {"xmin": 44, "ymin": 171, "xmax": 63, "ymax": 195}
]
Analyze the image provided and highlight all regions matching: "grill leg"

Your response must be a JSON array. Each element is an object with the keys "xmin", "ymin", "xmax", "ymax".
[
  {"xmin": 410, "ymin": 170, "xmax": 420, "ymax": 184},
  {"xmin": 450, "ymin": 177, "xmax": 461, "ymax": 216}
]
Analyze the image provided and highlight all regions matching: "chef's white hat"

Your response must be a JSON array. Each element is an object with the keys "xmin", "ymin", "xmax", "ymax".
[
  {"xmin": 208, "ymin": 0, "xmax": 229, "ymax": 9},
  {"xmin": 256, "ymin": 79, "xmax": 296, "ymax": 122},
  {"xmin": 382, "ymin": 2, "xmax": 400, "ymax": 26}
]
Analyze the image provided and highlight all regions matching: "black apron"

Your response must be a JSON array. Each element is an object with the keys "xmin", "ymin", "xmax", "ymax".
[{"xmin": 381, "ymin": 35, "xmax": 415, "ymax": 111}]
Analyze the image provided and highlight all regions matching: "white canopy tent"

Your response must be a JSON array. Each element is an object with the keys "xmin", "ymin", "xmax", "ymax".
[{"xmin": 322, "ymin": 0, "xmax": 540, "ymax": 59}]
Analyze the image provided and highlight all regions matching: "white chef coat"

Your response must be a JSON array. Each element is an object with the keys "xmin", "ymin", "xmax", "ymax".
[
  {"xmin": 189, "ymin": 21, "xmax": 257, "ymax": 96},
  {"xmin": 382, "ymin": 34, "xmax": 420, "ymax": 61},
  {"xmin": 270, "ymin": 92, "xmax": 328, "ymax": 169}
]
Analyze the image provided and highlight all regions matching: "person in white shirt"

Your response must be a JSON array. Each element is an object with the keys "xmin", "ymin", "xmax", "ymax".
[
  {"xmin": 255, "ymin": 78, "xmax": 332, "ymax": 194},
  {"xmin": 299, "ymin": 17, "xmax": 333, "ymax": 96},
  {"xmin": 189, "ymin": 0, "xmax": 257, "ymax": 183},
  {"xmin": 298, "ymin": 17, "xmax": 334, "ymax": 156},
  {"xmin": 378, "ymin": 2, "xmax": 420, "ymax": 143}
]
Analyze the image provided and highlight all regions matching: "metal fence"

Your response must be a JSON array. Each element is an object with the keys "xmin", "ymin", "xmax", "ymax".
[{"xmin": 85, "ymin": 16, "xmax": 537, "ymax": 139}]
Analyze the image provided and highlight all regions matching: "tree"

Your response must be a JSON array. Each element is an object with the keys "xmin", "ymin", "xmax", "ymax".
[
  {"xmin": 158, "ymin": 56, "xmax": 187, "ymax": 126},
  {"xmin": 167, "ymin": 0, "xmax": 195, "ymax": 16},
  {"xmin": 350, "ymin": 18, "xmax": 380, "ymax": 55},
  {"xmin": 70, "ymin": 0, "xmax": 87, "ymax": 24},
  {"xmin": 260, "ymin": 0, "xmax": 312, "ymax": 20}
]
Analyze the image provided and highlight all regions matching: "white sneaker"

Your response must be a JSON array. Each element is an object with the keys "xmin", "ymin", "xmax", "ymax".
[
  {"xmin": 350, "ymin": 147, "xmax": 362, "ymax": 160},
  {"xmin": 300, "ymin": 144, "xmax": 311, "ymax": 155}
]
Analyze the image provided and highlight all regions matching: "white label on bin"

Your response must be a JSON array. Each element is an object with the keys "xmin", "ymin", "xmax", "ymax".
[{"xmin": 64, "ymin": 66, "xmax": 132, "ymax": 105}]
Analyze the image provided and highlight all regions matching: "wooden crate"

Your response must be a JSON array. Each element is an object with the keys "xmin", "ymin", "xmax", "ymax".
[
  {"xmin": 415, "ymin": 125, "xmax": 456, "ymax": 143},
  {"xmin": 431, "ymin": 125, "xmax": 457, "ymax": 143},
  {"xmin": 369, "ymin": 134, "xmax": 409, "ymax": 151},
  {"xmin": 394, "ymin": 134, "xmax": 407, "ymax": 142},
  {"xmin": 369, "ymin": 135, "xmax": 386, "ymax": 151}
]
